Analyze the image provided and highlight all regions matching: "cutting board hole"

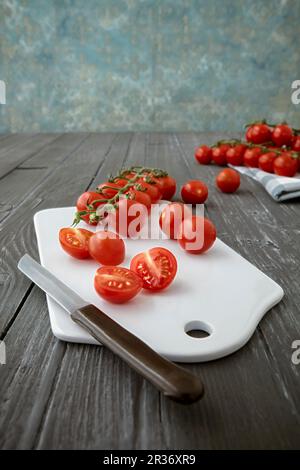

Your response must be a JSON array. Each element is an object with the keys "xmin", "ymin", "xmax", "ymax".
[{"xmin": 185, "ymin": 321, "xmax": 211, "ymax": 339}]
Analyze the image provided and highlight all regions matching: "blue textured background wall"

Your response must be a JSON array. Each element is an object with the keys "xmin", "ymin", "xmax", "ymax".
[{"xmin": 0, "ymin": 0, "xmax": 299, "ymax": 133}]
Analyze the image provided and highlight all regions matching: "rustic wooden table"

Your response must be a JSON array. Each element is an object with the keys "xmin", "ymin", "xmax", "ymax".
[{"xmin": 0, "ymin": 133, "xmax": 299, "ymax": 450}]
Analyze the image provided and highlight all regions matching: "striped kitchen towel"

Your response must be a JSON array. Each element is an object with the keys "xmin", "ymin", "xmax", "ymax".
[{"xmin": 231, "ymin": 166, "xmax": 300, "ymax": 202}]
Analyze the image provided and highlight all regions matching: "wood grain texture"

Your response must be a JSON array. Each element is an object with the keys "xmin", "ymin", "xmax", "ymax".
[{"xmin": 0, "ymin": 133, "xmax": 300, "ymax": 450}]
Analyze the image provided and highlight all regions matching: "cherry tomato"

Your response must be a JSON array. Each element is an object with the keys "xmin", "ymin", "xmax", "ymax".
[
  {"xmin": 130, "ymin": 247, "xmax": 177, "ymax": 291},
  {"xmin": 181, "ymin": 180, "xmax": 208, "ymax": 204},
  {"xmin": 113, "ymin": 177, "xmax": 131, "ymax": 187},
  {"xmin": 212, "ymin": 144, "xmax": 231, "ymax": 166},
  {"xmin": 178, "ymin": 216, "xmax": 216, "ymax": 254},
  {"xmin": 243, "ymin": 147, "xmax": 263, "ymax": 167},
  {"xmin": 273, "ymin": 154, "xmax": 298, "ymax": 177},
  {"xmin": 106, "ymin": 198, "xmax": 147, "ymax": 238},
  {"xmin": 94, "ymin": 266, "xmax": 142, "ymax": 304},
  {"xmin": 97, "ymin": 182, "xmax": 122, "ymax": 199},
  {"xmin": 88, "ymin": 230, "xmax": 125, "ymax": 265},
  {"xmin": 216, "ymin": 168, "xmax": 240, "ymax": 193},
  {"xmin": 195, "ymin": 145, "xmax": 212, "ymax": 165},
  {"xmin": 76, "ymin": 191, "xmax": 105, "ymax": 225},
  {"xmin": 159, "ymin": 202, "xmax": 192, "ymax": 239},
  {"xmin": 226, "ymin": 144, "xmax": 246, "ymax": 166},
  {"xmin": 59, "ymin": 228, "xmax": 93, "ymax": 259},
  {"xmin": 258, "ymin": 152, "xmax": 277, "ymax": 173},
  {"xmin": 272, "ymin": 124, "xmax": 293, "ymax": 147},
  {"xmin": 154, "ymin": 175, "xmax": 177, "ymax": 200},
  {"xmin": 126, "ymin": 188, "xmax": 152, "ymax": 210},
  {"xmin": 245, "ymin": 123, "xmax": 271, "ymax": 144},
  {"xmin": 292, "ymin": 135, "xmax": 300, "ymax": 152},
  {"xmin": 135, "ymin": 179, "xmax": 162, "ymax": 202}
]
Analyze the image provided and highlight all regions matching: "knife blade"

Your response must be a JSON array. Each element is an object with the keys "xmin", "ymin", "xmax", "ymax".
[{"xmin": 18, "ymin": 254, "xmax": 204, "ymax": 404}]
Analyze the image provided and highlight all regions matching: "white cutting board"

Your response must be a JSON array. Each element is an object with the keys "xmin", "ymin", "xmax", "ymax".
[{"xmin": 34, "ymin": 207, "xmax": 283, "ymax": 363}]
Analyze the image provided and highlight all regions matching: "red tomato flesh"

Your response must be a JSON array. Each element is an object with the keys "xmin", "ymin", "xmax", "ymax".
[
  {"xmin": 130, "ymin": 247, "xmax": 177, "ymax": 291},
  {"xmin": 59, "ymin": 228, "xmax": 93, "ymax": 259},
  {"xmin": 94, "ymin": 266, "xmax": 142, "ymax": 303}
]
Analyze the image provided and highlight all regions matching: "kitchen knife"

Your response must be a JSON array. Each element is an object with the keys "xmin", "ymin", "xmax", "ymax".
[{"xmin": 18, "ymin": 254, "xmax": 204, "ymax": 404}]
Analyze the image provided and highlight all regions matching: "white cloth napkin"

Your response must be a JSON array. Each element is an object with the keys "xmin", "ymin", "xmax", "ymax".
[{"xmin": 231, "ymin": 166, "xmax": 300, "ymax": 202}]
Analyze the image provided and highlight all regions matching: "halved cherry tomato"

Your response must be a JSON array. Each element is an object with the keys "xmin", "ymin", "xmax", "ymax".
[
  {"xmin": 59, "ymin": 228, "xmax": 93, "ymax": 259},
  {"xmin": 94, "ymin": 266, "xmax": 142, "ymax": 303},
  {"xmin": 130, "ymin": 247, "xmax": 177, "ymax": 291},
  {"xmin": 273, "ymin": 154, "xmax": 298, "ymax": 177},
  {"xmin": 258, "ymin": 152, "xmax": 276, "ymax": 173},
  {"xmin": 135, "ymin": 179, "xmax": 162, "ymax": 202},
  {"xmin": 195, "ymin": 145, "xmax": 212, "ymax": 165},
  {"xmin": 212, "ymin": 144, "xmax": 231, "ymax": 165},
  {"xmin": 88, "ymin": 230, "xmax": 125, "ymax": 265},
  {"xmin": 181, "ymin": 180, "xmax": 208, "ymax": 204},
  {"xmin": 76, "ymin": 191, "xmax": 106, "ymax": 225},
  {"xmin": 243, "ymin": 147, "xmax": 263, "ymax": 167},
  {"xmin": 245, "ymin": 123, "xmax": 271, "ymax": 144},
  {"xmin": 154, "ymin": 175, "xmax": 177, "ymax": 200},
  {"xmin": 216, "ymin": 168, "xmax": 240, "ymax": 193},
  {"xmin": 178, "ymin": 216, "xmax": 216, "ymax": 254},
  {"xmin": 159, "ymin": 202, "xmax": 192, "ymax": 239},
  {"xmin": 272, "ymin": 124, "xmax": 293, "ymax": 147},
  {"xmin": 226, "ymin": 144, "xmax": 246, "ymax": 166}
]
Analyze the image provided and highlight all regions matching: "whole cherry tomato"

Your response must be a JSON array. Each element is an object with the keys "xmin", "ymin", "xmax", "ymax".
[
  {"xmin": 212, "ymin": 144, "xmax": 231, "ymax": 165},
  {"xmin": 135, "ymin": 179, "xmax": 162, "ymax": 202},
  {"xmin": 88, "ymin": 230, "xmax": 125, "ymax": 265},
  {"xmin": 195, "ymin": 145, "xmax": 212, "ymax": 165},
  {"xmin": 292, "ymin": 135, "xmax": 300, "ymax": 152},
  {"xmin": 216, "ymin": 168, "xmax": 240, "ymax": 193},
  {"xmin": 76, "ymin": 191, "xmax": 106, "ymax": 225},
  {"xmin": 126, "ymin": 188, "xmax": 152, "ymax": 210},
  {"xmin": 258, "ymin": 152, "xmax": 277, "ymax": 173},
  {"xmin": 181, "ymin": 180, "xmax": 208, "ymax": 204},
  {"xmin": 272, "ymin": 124, "xmax": 293, "ymax": 147},
  {"xmin": 130, "ymin": 247, "xmax": 177, "ymax": 291},
  {"xmin": 178, "ymin": 216, "xmax": 216, "ymax": 255},
  {"xmin": 273, "ymin": 154, "xmax": 298, "ymax": 177},
  {"xmin": 226, "ymin": 144, "xmax": 246, "ymax": 166},
  {"xmin": 243, "ymin": 147, "xmax": 263, "ymax": 167},
  {"xmin": 153, "ymin": 175, "xmax": 177, "ymax": 200},
  {"xmin": 245, "ymin": 123, "xmax": 271, "ymax": 144},
  {"xmin": 97, "ymin": 182, "xmax": 123, "ymax": 199},
  {"xmin": 94, "ymin": 266, "xmax": 142, "ymax": 304},
  {"xmin": 106, "ymin": 198, "xmax": 147, "ymax": 238},
  {"xmin": 59, "ymin": 228, "xmax": 93, "ymax": 259},
  {"xmin": 159, "ymin": 202, "xmax": 192, "ymax": 239}
]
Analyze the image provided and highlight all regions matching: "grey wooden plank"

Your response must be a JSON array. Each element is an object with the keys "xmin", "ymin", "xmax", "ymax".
[
  {"xmin": 0, "ymin": 134, "xmax": 36, "ymax": 157},
  {"xmin": 0, "ymin": 134, "xmax": 60, "ymax": 179}
]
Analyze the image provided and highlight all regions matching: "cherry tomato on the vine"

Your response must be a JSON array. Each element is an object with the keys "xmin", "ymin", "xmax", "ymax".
[
  {"xmin": 226, "ymin": 144, "xmax": 246, "ymax": 166},
  {"xmin": 273, "ymin": 154, "xmax": 298, "ymax": 177},
  {"xmin": 245, "ymin": 123, "xmax": 271, "ymax": 144},
  {"xmin": 106, "ymin": 198, "xmax": 147, "ymax": 238},
  {"xmin": 59, "ymin": 228, "xmax": 93, "ymax": 259},
  {"xmin": 88, "ymin": 230, "xmax": 125, "ymax": 265},
  {"xmin": 292, "ymin": 135, "xmax": 300, "ymax": 152},
  {"xmin": 216, "ymin": 168, "xmax": 240, "ymax": 193},
  {"xmin": 178, "ymin": 216, "xmax": 216, "ymax": 255},
  {"xmin": 97, "ymin": 182, "xmax": 123, "ymax": 199},
  {"xmin": 130, "ymin": 247, "xmax": 177, "ymax": 291},
  {"xmin": 153, "ymin": 175, "xmax": 177, "ymax": 200},
  {"xmin": 181, "ymin": 180, "xmax": 208, "ymax": 204},
  {"xmin": 258, "ymin": 152, "xmax": 277, "ymax": 173},
  {"xmin": 272, "ymin": 124, "xmax": 293, "ymax": 147},
  {"xmin": 126, "ymin": 188, "xmax": 152, "ymax": 210},
  {"xmin": 243, "ymin": 147, "xmax": 263, "ymax": 167},
  {"xmin": 195, "ymin": 145, "xmax": 212, "ymax": 165},
  {"xmin": 212, "ymin": 144, "xmax": 231, "ymax": 166},
  {"xmin": 159, "ymin": 202, "xmax": 192, "ymax": 240},
  {"xmin": 76, "ymin": 191, "xmax": 106, "ymax": 225},
  {"xmin": 94, "ymin": 266, "xmax": 142, "ymax": 304},
  {"xmin": 135, "ymin": 179, "xmax": 162, "ymax": 202}
]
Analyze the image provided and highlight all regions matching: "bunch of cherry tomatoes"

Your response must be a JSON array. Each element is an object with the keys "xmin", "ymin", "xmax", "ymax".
[
  {"xmin": 59, "ymin": 166, "xmax": 217, "ymax": 304},
  {"xmin": 195, "ymin": 121, "xmax": 300, "ymax": 178}
]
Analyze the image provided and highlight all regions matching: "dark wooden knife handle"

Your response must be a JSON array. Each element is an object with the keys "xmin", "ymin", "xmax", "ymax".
[{"xmin": 71, "ymin": 305, "xmax": 204, "ymax": 404}]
